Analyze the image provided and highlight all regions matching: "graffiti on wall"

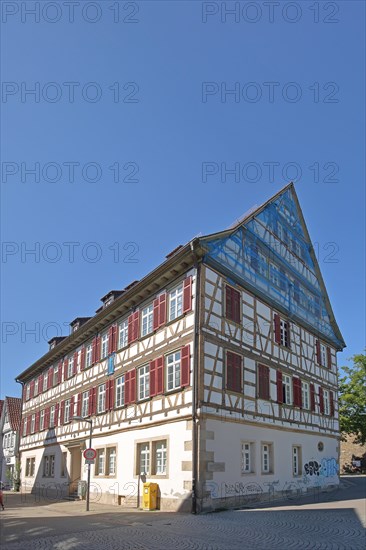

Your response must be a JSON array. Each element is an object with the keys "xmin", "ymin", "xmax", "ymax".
[{"xmin": 304, "ymin": 457, "xmax": 338, "ymax": 478}]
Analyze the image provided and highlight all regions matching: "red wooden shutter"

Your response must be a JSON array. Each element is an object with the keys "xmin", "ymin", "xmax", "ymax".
[
  {"xmin": 88, "ymin": 387, "xmax": 94, "ymax": 416},
  {"xmin": 58, "ymin": 362, "xmax": 62, "ymax": 384},
  {"xmin": 60, "ymin": 401, "xmax": 65, "ymax": 425},
  {"xmin": 29, "ymin": 380, "xmax": 35, "ymax": 399},
  {"xmin": 73, "ymin": 351, "xmax": 78, "ymax": 375},
  {"xmin": 80, "ymin": 347, "xmax": 86, "ymax": 371},
  {"xmin": 48, "ymin": 368, "xmax": 54, "ymax": 389},
  {"xmin": 130, "ymin": 369, "xmax": 136, "ymax": 403},
  {"xmin": 109, "ymin": 379, "xmax": 115, "ymax": 410},
  {"xmin": 274, "ymin": 314, "xmax": 281, "ymax": 344},
  {"xmin": 77, "ymin": 393, "xmax": 82, "ymax": 416},
  {"xmin": 319, "ymin": 386, "xmax": 324, "ymax": 414},
  {"xmin": 276, "ymin": 371, "xmax": 283, "ymax": 403},
  {"xmin": 125, "ymin": 371, "xmax": 131, "ymax": 405},
  {"xmin": 287, "ymin": 322, "xmax": 291, "ymax": 348},
  {"xmin": 45, "ymin": 407, "xmax": 50, "ymax": 429},
  {"xmin": 330, "ymin": 391, "xmax": 335, "ymax": 416},
  {"xmin": 226, "ymin": 351, "xmax": 241, "ymax": 392},
  {"xmin": 327, "ymin": 347, "xmax": 332, "ymax": 369},
  {"xmin": 159, "ymin": 293, "xmax": 167, "ymax": 326},
  {"xmin": 128, "ymin": 312, "xmax": 140, "ymax": 343},
  {"xmin": 35, "ymin": 411, "xmax": 40, "ymax": 432},
  {"xmin": 54, "ymin": 403, "xmax": 60, "ymax": 427},
  {"xmin": 95, "ymin": 336, "xmax": 101, "ymax": 361},
  {"xmin": 108, "ymin": 324, "xmax": 117, "ymax": 354},
  {"xmin": 92, "ymin": 337, "xmax": 97, "ymax": 363},
  {"xmin": 150, "ymin": 359, "xmax": 157, "ymax": 397},
  {"xmin": 226, "ymin": 286, "xmax": 232, "ymax": 320},
  {"xmin": 258, "ymin": 364, "xmax": 270, "ymax": 400},
  {"xmin": 39, "ymin": 374, "xmax": 44, "ymax": 393},
  {"xmin": 154, "ymin": 294, "xmax": 167, "ymax": 330},
  {"xmin": 106, "ymin": 381, "xmax": 110, "ymax": 409},
  {"xmin": 153, "ymin": 299, "xmax": 160, "ymax": 331},
  {"xmin": 181, "ymin": 345, "xmax": 191, "ymax": 387},
  {"xmin": 310, "ymin": 383, "xmax": 316, "ymax": 411},
  {"xmin": 233, "ymin": 288, "xmax": 240, "ymax": 323},
  {"xmin": 71, "ymin": 395, "xmax": 76, "ymax": 418},
  {"xmin": 293, "ymin": 377, "xmax": 302, "ymax": 407},
  {"xmin": 156, "ymin": 356, "xmax": 164, "ymax": 394},
  {"xmin": 183, "ymin": 276, "xmax": 192, "ymax": 313},
  {"xmin": 316, "ymin": 339, "xmax": 321, "ymax": 365},
  {"xmin": 127, "ymin": 313, "xmax": 134, "ymax": 344},
  {"xmin": 27, "ymin": 416, "xmax": 31, "ymax": 436},
  {"xmin": 63, "ymin": 359, "xmax": 68, "ymax": 380}
]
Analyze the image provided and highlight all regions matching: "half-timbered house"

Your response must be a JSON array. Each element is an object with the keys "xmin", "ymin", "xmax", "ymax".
[{"xmin": 16, "ymin": 183, "xmax": 345, "ymax": 512}]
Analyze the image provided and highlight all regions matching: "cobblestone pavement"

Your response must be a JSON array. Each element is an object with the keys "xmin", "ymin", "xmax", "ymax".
[{"xmin": 1, "ymin": 477, "xmax": 365, "ymax": 550}]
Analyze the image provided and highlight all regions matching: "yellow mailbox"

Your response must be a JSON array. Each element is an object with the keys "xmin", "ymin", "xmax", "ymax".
[{"xmin": 142, "ymin": 482, "xmax": 158, "ymax": 510}]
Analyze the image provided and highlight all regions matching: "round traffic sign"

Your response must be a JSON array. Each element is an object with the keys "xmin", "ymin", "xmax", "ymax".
[{"xmin": 83, "ymin": 448, "xmax": 96, "ymax": 460}]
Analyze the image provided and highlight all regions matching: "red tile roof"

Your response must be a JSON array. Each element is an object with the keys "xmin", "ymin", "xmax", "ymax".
[{"xmin": 5, "ymin": 397, "xmax": 22, "ymax": 431}]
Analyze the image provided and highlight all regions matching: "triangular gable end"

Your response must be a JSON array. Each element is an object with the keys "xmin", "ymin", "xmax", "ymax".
[{"xmin": 200, "ymin": 184, "xmax": 345, "ymax": 350}]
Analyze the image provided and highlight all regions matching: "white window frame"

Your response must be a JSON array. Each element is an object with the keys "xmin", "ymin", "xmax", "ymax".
[
  {"xmin": 138, "ymin": 365, "xmax": 150, "ymax": 401},
  {"xmin": 118, "ymin": 319, "xmax": 128, "ymax": 349},
  {"xmin": 154, "ymin": 441, "xmax": 167, "ymax": 475},
  {"xmin": 141, "ymin": 304, "xmax": 154, "ymax": 337},
  {"xmin": 64, "ymin": 399, "xmax": 71, "ymax": 423},
  {"xmin": 101, "ymin": 332, "xmax": 109, "ymax": 359},
  {"xmin": 67, "ymin": 357, "xmax": 74, "ymax": 378},
  {"xmin": 169, "ymin": 283, "xmax": 183, "ymax": 321},
  {"xmin": 85, "ymin": 342, "xmax": 93, "ymax": 368},
  {"xmin": 241, "ymin": 442, "xmax": 254, "ymax": 474},
  {"xmin": 257, "ymin": 250, "xmax": 268, "ymax": 277},
  {"xmin": 139, "ymin": 442, "xmax": 150, "ymax": 475},
  {"xmin": 96, "ymin": 449, "xmax": 105, "ymax": 476},
  {"xmin": 81, "ymin": 391, "xmax": 89, "ymax": 418},
  {"xmin": 40, "ymin": 410, "xmax": 45, "ymax": 431},
  {"xmin": 280, "ymin": 318, "xmax": 289, "ymax": 347},
  {"xmin": 166, "ymin": 351, "xmax": 181, "ymax": 391},
  {"xmin": 26, "ymin": 457, "xmax": 36, "ymax": 477},
  {"xmin": 34, "ymin": 378, "xmax": 39, "ymax": 396},
  {"xmin": 261, "ymin": 443, "xmax": 273, "ymax": 474},
  {"xmin": 107, "ymin": 447, "xmax": 117, "ymax": 476},
  {"xmin": 323, "ymin": 389, "xmax": 330, "ymax": 415},
  {"xmin": 97, "ymin": 384, "xmax": 106, "ymax": 413},
  {"xmin": 269, "ymin": 262, "xmax": 280, "ymax": 287},
  {"xmin": 30, "ymin": 414, "xmax": 35, "ymax": 434},
  {"xmin": 320, "ymin": 343, "xmax": 327, "ymax": 367},
  {"xmin": 283, "ymin": 375, "xmax": 292, "ymax": 405},
  {"xmin": 26, "ymin": 384, "xmax": 30, "ymax": 400},
  {"xmin": 53, "ymin": 365, "xmax": 59, "ymax": 386},
  {"xmin": 115, "ymin": 375, "xmax": 125, "ymax": 408},
  {"xmin": 302, "ymin": 381, "xmax": 310, "ymax": 410},
  {"xmin": 49, "ymin": 405, "xmax": 55, "ymax": 427},
  {"xmin": 292, "ymin": 446, "xmax": 301, "ymax": 476}
]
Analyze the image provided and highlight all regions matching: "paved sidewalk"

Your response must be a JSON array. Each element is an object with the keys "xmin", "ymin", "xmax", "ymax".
[{"xmin": 0, "ymin": 476, "xmax": 365, "ymax": 549}]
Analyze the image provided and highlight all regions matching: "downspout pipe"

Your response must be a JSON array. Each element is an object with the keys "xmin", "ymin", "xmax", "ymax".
[{"xmin": 190, "ymin": 241, "xmax": 201, "ymax": 514}]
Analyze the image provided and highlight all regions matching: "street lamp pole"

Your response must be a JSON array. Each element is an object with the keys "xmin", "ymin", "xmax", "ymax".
[{"xmin": 72, "ymin": 416, "xmax": 93, "ymax": 512}]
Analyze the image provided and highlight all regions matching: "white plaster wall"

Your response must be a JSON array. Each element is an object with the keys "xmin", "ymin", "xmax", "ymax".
[{"xmin": 205, "ymin": 418, "xmax": 339, "ymax": 495}]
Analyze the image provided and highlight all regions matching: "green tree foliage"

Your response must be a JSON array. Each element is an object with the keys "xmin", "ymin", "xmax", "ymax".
[{"xmin": 339, "ymin": 353, "xmax": 366, "ymax": 444}]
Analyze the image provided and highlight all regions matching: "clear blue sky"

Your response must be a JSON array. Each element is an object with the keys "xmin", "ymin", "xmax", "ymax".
[{"xmin": 1, "ymin": 1, "xmax": 365, "ymax": 399}]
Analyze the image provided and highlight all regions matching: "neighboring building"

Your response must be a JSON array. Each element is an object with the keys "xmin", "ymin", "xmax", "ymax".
[
  {"xmin": 16, "ymin": 184, "xmax": 345, "ymax": 512},
  {"xmin": 340, "ymin": 434, "xmax": 366, "ymax": 473},
  {"xmin": 0, "ymin": 397, "xmax": 22, "ymax": 488}
]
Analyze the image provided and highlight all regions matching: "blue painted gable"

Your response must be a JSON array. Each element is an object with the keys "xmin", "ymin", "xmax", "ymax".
[{"xmin": 200, "ymin": 185, "xmax": 344, "ymax": 349}]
